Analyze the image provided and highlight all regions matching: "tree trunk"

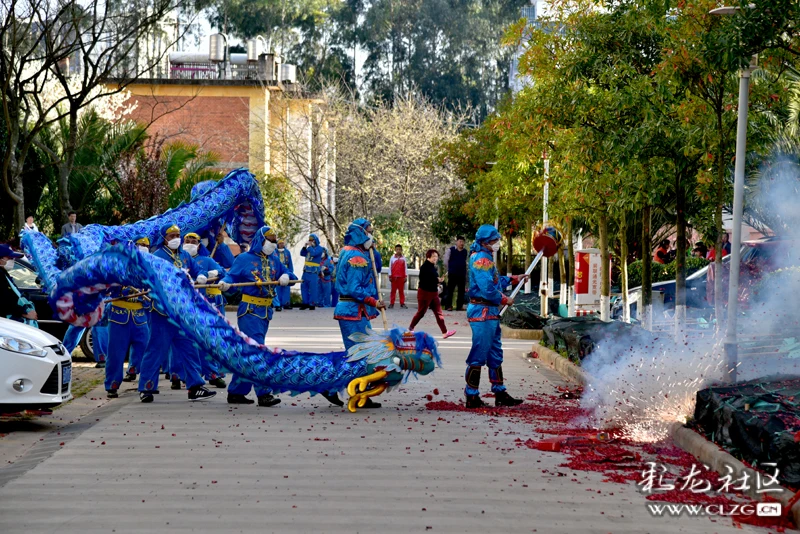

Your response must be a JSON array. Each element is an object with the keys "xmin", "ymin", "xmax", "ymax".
[
  {"xmin": 57, "ymin": 111, "xmax": 79, "ymax": 224},
  {"xmin": 599, "ymin": 214, "xmax": 610, "ymax": 321},
  {"xmin": 559, "ymin": 243, "xmax": 567, "ymax": 307},
  {"xmin": 567, "ymin": 218, "xmax": 575, "ymax": 317},
  {"xmin": 641, "ymin": 204, "xmax": 652, "ymax": 330},
  {"xmin": 3, "ymin": 133, "xmax": 26, "ymax": 234},
  {"xmin": 620, "ymin": 213, "xmax": 629, "ymax": 323},
  {"xmin": 675, "ymin": 172, "xmax": 687, "ymax": 339}
]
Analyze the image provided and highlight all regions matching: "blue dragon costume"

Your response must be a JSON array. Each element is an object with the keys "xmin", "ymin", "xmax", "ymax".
[
  {"xmin": 21, "ymin": 169, "xmax": 441, "ymax": 411},
  {"xmin": 465, "ymin": 224, "xmax": 526, "ymax": 409}
]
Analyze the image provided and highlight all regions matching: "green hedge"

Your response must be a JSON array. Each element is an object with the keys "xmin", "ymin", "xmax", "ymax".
[{"xmin": 627, "ymin": 256, "xmax": 710, "ymax": 289}]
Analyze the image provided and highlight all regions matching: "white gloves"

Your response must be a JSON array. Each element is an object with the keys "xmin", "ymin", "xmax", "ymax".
[
  {"xmin": 195, "ymin": 274, "xmax": 208, "ymax": 285},
  {"xmin": 218, "ymin": 281, "xmax": 232, "ymax": 291},
  {"xmin": 278, "ymin": 274, "xmax": 290, "ymax": 286},
  {"xmin": 208, "ymin": 269, "xmax": 219, "ymax": 279}
]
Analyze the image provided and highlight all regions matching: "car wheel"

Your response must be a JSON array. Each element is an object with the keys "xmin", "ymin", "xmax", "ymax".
[{"xmin": 79, "ymin": 328, "xmax": 95, "ymax": 361}]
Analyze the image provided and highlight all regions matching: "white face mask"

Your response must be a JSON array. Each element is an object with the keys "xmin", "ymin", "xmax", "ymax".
[
  {"xmin": 364, "ymin": 238, "xmax": 373, "ymax": 249},
  {"xmin": 201, "ymin": 238, "xmax": 209, "ymax": 247},
  {"xmin": 3, "ymin": 260, "xmax": 14, "ymax": 271},
  {"xmin": 183, "ymin": 243, "xmax": 199, "ymax": 257},
  {"xmin": 490, "ymin": 242, "xmax": 501, "ymax": 253},
  {"xmin": 262, "ymin": 241, "xmax": 277, "ymax": 255},
  {"xmin": 167, "ymin": 238, "xmax": 181, "ymax": 250},
  {"xmin": 277, "ymin": 246, "xmax": 285, "ymax": 251},
  {"xmin": 137, "ymin": 246, "xmax": 149, "ymax": 254}
]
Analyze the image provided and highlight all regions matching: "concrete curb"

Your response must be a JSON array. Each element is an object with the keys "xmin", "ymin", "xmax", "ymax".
[
  {"xmin": 529, "ymin": 344, "xmax": 590, "ymax": 386},
  {"xmin": 669, "ymin": 422, "xmax": 800, "ymax": 525},
  {"xmin": 500, "ymin": 325, "xmax": 543, "ymax": 340}
]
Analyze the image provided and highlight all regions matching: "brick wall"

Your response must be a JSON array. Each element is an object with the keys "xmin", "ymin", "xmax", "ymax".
[{"xmin": 126, "ymin": 93, "xmax": 250, "ymax": 169}]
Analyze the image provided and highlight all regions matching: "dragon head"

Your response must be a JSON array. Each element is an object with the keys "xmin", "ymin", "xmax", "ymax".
[{"xmin": 344, "ymin": 327, "xmax": 442, "ymax": 411}]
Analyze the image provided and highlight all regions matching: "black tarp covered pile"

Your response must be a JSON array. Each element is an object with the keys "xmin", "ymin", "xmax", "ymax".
[
  {"xmin": 693, "ymin": 378, "xmax": 800, "ymax": 487},
  {"xmin": 499, "ymin": 291, "xmax": 558, "ymax": 330},
  {"xmin": 540, "ymin": 317, "xmax": 656, "ymax": 361}
]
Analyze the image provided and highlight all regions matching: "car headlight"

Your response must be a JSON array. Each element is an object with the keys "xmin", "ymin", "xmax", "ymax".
[{"xmin": 0, "ymin": 336, "xmax": 48, "ymax": 357}]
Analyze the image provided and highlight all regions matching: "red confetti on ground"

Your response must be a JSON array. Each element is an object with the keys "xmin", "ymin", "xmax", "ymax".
[
  {"xmin": 427, "ymin": 391, "xmax": 796, "ymax": 532},
  {"xmin": 433, "ymin": 389, "xmax": 440, "ymax": 395}
]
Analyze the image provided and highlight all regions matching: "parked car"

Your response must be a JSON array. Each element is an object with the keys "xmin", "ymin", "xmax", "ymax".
[
  {"xmin": 0, "ymin": 317, "xmax": 72, "ymax": 414},
  {"xmin": 614, "ymin": 237, "xmax": 797, "ymax": 321},
  {"xmin": 5, "ymin": 258, "xmax": 95, "ymax": 359}
]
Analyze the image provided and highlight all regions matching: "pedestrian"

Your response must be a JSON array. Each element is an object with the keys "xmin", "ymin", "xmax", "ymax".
[
  {"xmin": 0, "ymin": 244, "xmax": 38, "ymax": 324},
  {"xmin": 388, "ymin": 244, "xmax": 408, "ymax": 309},
  {"xmin": 319, "ymin": 250, "xmax": 334, "ymax": 307},
  {"xmin": 299, "ymin": 234, "xmax": 324, "ymax": 310},
  {"xmin": 275, "ymin": 238, "xmax": 295, "ymax": 310},
  {"xmin": 692, "ymin": 242, "xmax": 708, "ymax": 259},
  {"xmin": 409, "ymin": 249, "xmax": 456, "ymax": 339},
  {"xmin": 706, "ymin": 233, "xmax": 731, "ymax": 261},
  {"xmin": 443, "ymin": 236, "xmax": 469, "ymax": 311},
  {"xmin": 464, "ymin": 225, "xmax": 529, "ymax": 409},
  {"xmin": 137, "ymin": 223, "xmax": 216, "ymax": 403},
  {"xmin": 218, "ymin": 225, "xmax": 290, "ymax": 406},
  {"xmin": 21, "ymin": 215, "xmax": 38, "ymax": 234},
  {"xmin": 329, "ymin": 218, "xmax": 385, "ymax": 408},
  {"xmin": 653, "ymin": 239, "xmax": 671, "ymax": 264},
  {"xmin": 104, "ymin": 248, "xmax": 150, "ymax": 398},
  {"xmin": 183, "ymin": 232, "xmax": 227, "ymax": 388},
  {"xmin": 60, "ymin": 211, "xmax": 83, "ymax": 236}
]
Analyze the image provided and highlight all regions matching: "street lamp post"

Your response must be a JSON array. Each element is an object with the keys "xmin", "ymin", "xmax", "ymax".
[{"xmin": 710, "ymin": 5, "xmax": 756, "ymax": 383}]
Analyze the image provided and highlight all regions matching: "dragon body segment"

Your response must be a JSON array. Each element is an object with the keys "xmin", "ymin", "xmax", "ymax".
[{"xmin": 49, "ymin": 244, "xmax": 441, "ymax": 403}]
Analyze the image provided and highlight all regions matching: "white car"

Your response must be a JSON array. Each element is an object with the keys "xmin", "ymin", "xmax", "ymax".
[{"xmin": 0, "ymin": 318, "xmax": 72, "ymax": 414}]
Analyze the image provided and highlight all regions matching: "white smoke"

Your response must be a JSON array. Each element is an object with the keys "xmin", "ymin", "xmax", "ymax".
[{"xmin": 579, "ymin": 152, "xmax": 800, "ymax": 441}]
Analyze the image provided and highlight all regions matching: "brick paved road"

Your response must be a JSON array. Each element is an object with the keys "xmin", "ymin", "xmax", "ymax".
[{"xmin": 0, "ymin": 307, "xmax": 761, "ymax": 533}]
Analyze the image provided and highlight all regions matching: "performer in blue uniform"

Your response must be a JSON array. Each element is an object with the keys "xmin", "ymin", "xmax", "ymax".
[
  {"xmin": 183, "ymin": 232, "xmax": 227, "ymax": 389},
  {"xmin": 137, "ymin": 224, "xmax": 216, "ymax": 403},
  {"xmin": 122, "ymin": 237, "xmax": 153, "ymax": 383},
  {"xmin": 275, "ymin": 238, "xmax": 295, "ymax": 311},
  {"xmin": 329, "ymin": 218, "xmax": 385, "ymax": 408},
  {"xmin": 104, "ymin": 284, "xmax": 150, "ymax": 398},
  {"xmin": 299, "ymin": 234, "xmax": 324, "ymax": 310},
  {"xmin": 319, "ymin": 251, "xmax": 334, "ymax": 307},
  {"xmin": 199, "ymin": 228, "xmax": 235, "ymax": 269},
  {"xmin": 464, "ymin": 225, "xmax": 528, "ymax": 409},
  {"xmin": 218, "ymin": 225, "xmax": 290, "ymax": 406},
  {"xmin": 330, "ymin": 255, "xmax": 339, "ymax": 307}
]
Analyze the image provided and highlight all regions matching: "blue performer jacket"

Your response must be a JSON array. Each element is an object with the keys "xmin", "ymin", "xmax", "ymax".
[
  {"xmin": 466, "ymin": 226, "xmax": 515, "ymax": 323},
  {"xmin": 222, "ymin": 227, "xmax": 287, "ymax": 321},
  {"xmin": 192, "ymin": 254, "xmax": 227, "ymax": 307},
  {"xmin": 199, "ymin": 239, "xmax": 235, "ymax": 269},
  {"xmin": 300, "ymin": 234, "xmax": 324, "ymax": 274},
  {"xmin": 277, "ymin": 247, "xmax": 294, "ymax": 273},
  {"xmin": 320, "ymin": 256, "xmax": 334, "ymax": 282},
  {"xmin": 152, "ymin": 244, "xmax": 207, "ymax": 316},
  {"xmin": 334, "ymin": 220, "xmax": 379, "ymax": 321}
]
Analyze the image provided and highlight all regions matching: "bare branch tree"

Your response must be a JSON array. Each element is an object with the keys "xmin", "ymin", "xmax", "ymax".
[{"xmin": 1, "ymin": 0, "xmax": 193, "ymax": 233}]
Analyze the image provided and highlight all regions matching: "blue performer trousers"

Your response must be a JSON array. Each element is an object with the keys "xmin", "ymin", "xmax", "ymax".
[
  {"xmin": 338, "ymin": 317, "xmax": 372, "ymax": 350},
  {"xmin": 105, "ymin": 316, "xmax": 149, "ymax": 391},
  {"xmin": 93, "ymin": 324, "xmax": 109, "ymax": 363},
  {"xmin": 62, "ymin": 325, "xmax": 85, "ymax": 354},
  {"xmin": 201, "ymin": 303, "xmax": 225, "ymax": 380},
  {"xmin": 301, "ymin": 271, "xmax": 319, "ymax": 305},
  {"xmin": 228, "ymin": 313, "xmax": 272, "ymax": 397},
  {"xmin": 320, "ymin": 280, "xmax": 332, "ymax": 307},
  {"xmin": 465, "ymin": 318, "xmax": 506, "ymax": 395},
  {"xmin": 138, "ymin": 313, "xmax": 205, "ymax": 392}
]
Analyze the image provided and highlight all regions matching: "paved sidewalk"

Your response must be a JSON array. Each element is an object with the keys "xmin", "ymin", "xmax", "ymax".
[{"xmin": 0, "ymin": 307, "xmax": 761, "ymax": 533}]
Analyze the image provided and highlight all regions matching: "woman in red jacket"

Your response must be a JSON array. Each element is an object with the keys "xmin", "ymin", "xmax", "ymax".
[{"xmin": 409, "ymin": 249, "xmax": 456, "ymax": 339}]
